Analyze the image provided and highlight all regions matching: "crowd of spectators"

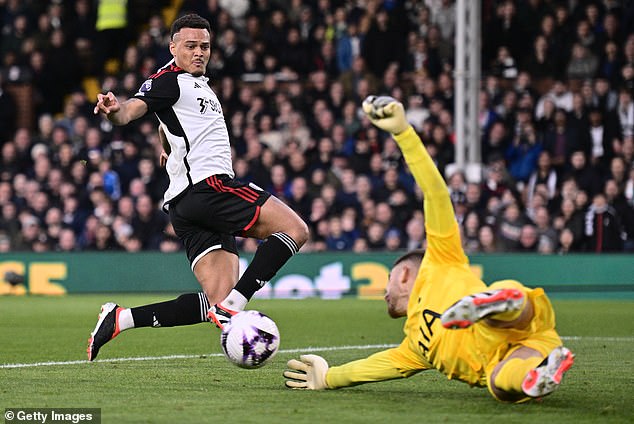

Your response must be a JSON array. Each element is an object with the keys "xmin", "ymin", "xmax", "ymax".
[{"xmin": 1, "ymin": 0, "xmax": 634, "ymax": 256}]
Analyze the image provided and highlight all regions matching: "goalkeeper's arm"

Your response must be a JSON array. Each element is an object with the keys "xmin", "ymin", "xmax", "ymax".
[
  {"xmin": 284, "ymin": 341, "xmax": 428, "ymax": 390},
  {"xmin": 362, "ymin": 95, "xmax": 457, "ymax": 238},
  {"xmin": 326, "ymin": 347, "xmax": 425, "ymax": 388}
]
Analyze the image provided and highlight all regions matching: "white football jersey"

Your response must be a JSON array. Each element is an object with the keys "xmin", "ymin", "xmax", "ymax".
[{"xmin": 134, "ymin": 60, "xmax": 234, "ymax": 208}]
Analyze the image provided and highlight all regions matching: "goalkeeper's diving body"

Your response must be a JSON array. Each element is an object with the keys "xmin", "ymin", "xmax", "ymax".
[{"xmin": 283, "ymin": 96, "xmax": 574, "ymax": 402}]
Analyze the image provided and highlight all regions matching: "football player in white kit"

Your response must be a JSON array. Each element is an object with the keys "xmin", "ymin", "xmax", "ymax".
[{"xmin": 88, "ymin": 14, "xmax": 308, "ymax": 361}]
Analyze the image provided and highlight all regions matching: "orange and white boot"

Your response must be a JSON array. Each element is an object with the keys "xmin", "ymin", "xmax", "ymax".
[
  {"xmin": 87, "ymin": 302, "xmax": 123, "ymax": 361},
  {"xmin": 522, "ymin": 346, "xmax": 575, "ymax": 398},
  {"xmin": 440, "ymin": 288, "xmax": 525, "ymax": 329}
]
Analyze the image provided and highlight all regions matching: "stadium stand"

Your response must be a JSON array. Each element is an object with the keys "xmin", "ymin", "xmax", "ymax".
[{"xmin": 0, "ymin": 0, "xmax": 633, "ymax": 254}]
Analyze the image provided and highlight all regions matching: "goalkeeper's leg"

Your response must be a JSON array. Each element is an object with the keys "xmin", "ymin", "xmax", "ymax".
[
  {"xmin": 441, "ymin": 280, "xmax": 532, "ymax": 330},
  {"xmin": 489, "ymin": 345, "xmax": 575, "ymax": 402}
]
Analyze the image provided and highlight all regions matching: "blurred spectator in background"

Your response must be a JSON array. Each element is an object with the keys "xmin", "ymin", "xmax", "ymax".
[
  {"xmin": 566, "ymin": 43, "xmax": 599, "ymax": 81},
  {"xmin": 0, "ymin": 0, "xmax": 633, "ymax": 254},
  {"xmin": 497, "ymin": 201, "xmax": 526, "ymax": 251},
  {"xmin": 604, "ymin": 178, "xmax": 634, "ymax": 250},
  {"xmin": 584, "ymin": 192, "xmax": 624, "ymax": 252},
  {"xmin": 564, "ymin": 150, "xmax": 603, "ymax": 197},
  {"xmin": 522, "ymin": 35, "xmax": 557, "ymax": 82},
  {"xmin": 131, "ymin": 194, "xmax": 167, "ymax": 250},
  {"xmin": 543, "ymin": 108, "xmax": 583, "ymax": 171},
  {"xmin": 506, "ymin": 122, "xmax": 542, "ymax": 184},
  {"xmin": 94, "ymin": 0, "xmax": 130, "ymax": 76},
  {"xmin": 0, "ymin": 73, "xmax": 16, "ymax": 141},
  {"xmin": 477, "ymin": 224, "xmax": 499, "ymax": 253}
]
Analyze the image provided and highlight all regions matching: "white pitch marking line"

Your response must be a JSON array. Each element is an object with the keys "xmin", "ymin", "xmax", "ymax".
[
  {"xmin": 560, "ymin": 336, "xmax": 634, "ymax": 342},
  {"xmin": 0, "ymin": 344, "xmax": 396, "ymax": 369},
  {"xmin": 1, "ymin": 337, "xmax": 632, "ymax": 369}
]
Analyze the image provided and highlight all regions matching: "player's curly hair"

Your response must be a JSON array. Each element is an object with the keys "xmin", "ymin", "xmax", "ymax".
[{"xmin": 170, "ymin": 13, "xmax": 211, "ymax": 39}]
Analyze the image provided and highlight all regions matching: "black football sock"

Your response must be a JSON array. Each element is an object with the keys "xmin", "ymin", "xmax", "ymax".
[
  {"xmin": 130, "ymin": 292, "xmax": 210, "ymax": 328},
  {"xmin": 234, "ymin": 232, "xmax": 298, "ymax": 301}
]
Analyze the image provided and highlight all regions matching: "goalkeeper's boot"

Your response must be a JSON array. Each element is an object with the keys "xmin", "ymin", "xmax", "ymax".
[
  {"xmin": 522, "ymin": 346, "xmax": 575, "ymax": 398},
  {"xmin": 208, "ymin": 304, "xmax": 238, "ymax": 330},
  {"xmin": 87, "ymin": 302, "xmax": 123, "ymax": 361},
  {"xmin": 440, "ymin": 288, "xmax": 525, "ymax": 329}
]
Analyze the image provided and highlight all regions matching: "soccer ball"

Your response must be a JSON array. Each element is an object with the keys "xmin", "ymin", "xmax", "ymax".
[{"xmin": 220, "ymin": 310, "xmax": 280, "ymax": 369}]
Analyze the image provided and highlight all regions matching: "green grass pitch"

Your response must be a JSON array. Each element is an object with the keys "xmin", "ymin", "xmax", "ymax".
[{"xmin": 1, "ymin": 295, "xmax": 633, "ymax": 423}]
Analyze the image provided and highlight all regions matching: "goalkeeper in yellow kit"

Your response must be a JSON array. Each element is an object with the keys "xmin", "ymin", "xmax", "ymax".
[{"xmin": 283, "ymin": 96, "xmax": 575, "ymax": 402}]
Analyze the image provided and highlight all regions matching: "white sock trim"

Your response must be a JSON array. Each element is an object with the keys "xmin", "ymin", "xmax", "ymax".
[
  {"xmin": 198, "ymin": 292, "xmax": 211, "ymax": 322},
  {"xmin": 118, "ymin": 308, "xmax": 135, "ymax": 331},
  {"xmin": 221, "ymin": 290, "xmax": 248, "ymax": 311},
  {"xmin": 271, "ymin": 232, "xmax": 299, "ymax": 255}
]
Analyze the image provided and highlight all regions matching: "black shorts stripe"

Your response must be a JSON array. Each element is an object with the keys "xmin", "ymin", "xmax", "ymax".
[
  {"xmin": 206, "ymin": 175, "xmax": 258, "ymax": 203},
  {"xmin": 213, "ymin": 175, "xmax": 259, "ymax": 201},
  {"xmin": 213, "ymin": 175, "xmax": 259, "ymax": 202},
  {"xmin": 169, "ymin": 175, "xmax": 271, "ymax": 267}
]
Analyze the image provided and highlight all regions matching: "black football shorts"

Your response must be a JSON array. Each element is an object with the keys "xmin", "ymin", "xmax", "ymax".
[{"xmin": 169, "ymin": 174, "xmax": 271, "ymax": 270}]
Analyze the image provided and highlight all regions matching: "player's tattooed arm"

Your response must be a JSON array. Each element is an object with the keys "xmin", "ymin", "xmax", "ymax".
[{"xmin": 94, "ymin": 92, "xmax": 148, "ymax": 125}]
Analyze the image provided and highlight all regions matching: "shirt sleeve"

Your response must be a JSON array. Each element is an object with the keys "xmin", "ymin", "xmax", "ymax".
[
  {"xmin": 393, "ymin": 127, "xmax": 467, "ymax": 266},
  {"xmin": 133, "ymin": 72, "xmax": 179, "ymax": 113},
  {"xmin": 325, "ymin": 339, "xmax": 430, "ymax": 389}
]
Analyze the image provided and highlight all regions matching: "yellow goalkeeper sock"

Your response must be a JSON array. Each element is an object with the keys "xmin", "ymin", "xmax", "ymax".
[
  {"xmin": 494, "ymin": 356, "xmax": 543, "ymax": 394},
  {"xmin": 490, "ymin": 294, "xmax": 526, "ymax": 322}
]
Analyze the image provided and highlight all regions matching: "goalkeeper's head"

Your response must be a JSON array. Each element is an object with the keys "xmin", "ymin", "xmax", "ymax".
[{"xmin": 384, "ymin": 249, "xmax": 424, "ymax": 318}]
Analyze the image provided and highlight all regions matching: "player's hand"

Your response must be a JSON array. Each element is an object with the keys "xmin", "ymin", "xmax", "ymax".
[
  {"xmin": 362, "ymin": 95, "xmax": 410, "ymax": 135},
  {"xmin": 93, "ymin": 91, "xmax": 120, "ymax": 115},
  {"xmin": 158, "ymin": 125, "xmax": 171, "ymax": 154},
  {"xmin": 158, "ymin": 125, "xmax": 170, "ymax": 167},
  {"xmin": 284, "ymin": 354, "xmax": 329, "ymax": 390},
  {"xmin": 159, "ymin": 150, "xmax": 169, "ymax": 167}
]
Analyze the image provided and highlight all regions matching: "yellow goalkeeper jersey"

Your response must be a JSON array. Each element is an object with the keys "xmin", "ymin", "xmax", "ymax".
[{"xmin": 326, "ymin": 127, "xmax": 558, "ymax": 390}]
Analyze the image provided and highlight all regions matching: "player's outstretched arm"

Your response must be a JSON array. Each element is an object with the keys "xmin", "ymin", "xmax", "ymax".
[
  {"xmin": 93, "ymin": 91, "xmax": 148, "ymax": 126},
  {"xmin": 284, "ymin": 354, "xmax": 330, "ymax": 390},
  {"xmin": 362, "ymin": 95, "xmax": 456, "ymax": 237},
  {"xmin": 284, "ymin": 345, "xmax": 425, "ymax": 390}
]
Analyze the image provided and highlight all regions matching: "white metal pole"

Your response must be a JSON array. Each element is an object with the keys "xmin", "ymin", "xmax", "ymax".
[
  {"xmin": 467, "ymin": 0, "xmax": 481, "ymax": 165},
  {"xmin": 454, "ymin": 0, "xmax": 467, "ymax": 170}
]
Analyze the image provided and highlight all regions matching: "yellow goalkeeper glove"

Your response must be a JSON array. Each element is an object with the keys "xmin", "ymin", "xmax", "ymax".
[
  {"xmin": 362, "ymin": 95, "xmax": 411, "ymax": 135},
  {"xmin": 284, "ymin": 354, "xmax": 330, "ymax": 390}
]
